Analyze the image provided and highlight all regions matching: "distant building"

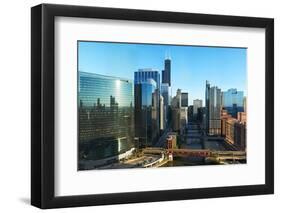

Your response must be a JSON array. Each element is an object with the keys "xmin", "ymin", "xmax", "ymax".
[
  {"xmin": 188, "ymin": 105, "xmax": 193, "ymax": 121},
  {"xmin": 171, "ymin": 89, "xmax": 182, "ymax": 108},
  {"xmin": 171, "ymin": 89, "xmax": 188, "ymax": 132},
  {"xmin": 193, "ymin": 99, "xmax": 203, "ymax": 119},
  {"xmin": 134, "ymin": 68, "xmax": 160, "ymax": 89},
  {"xmin": 243, "ymin": 96, "xmax": 247, "ymax": 113},
  {"xmin": 181, "ymin": 92, "xmax": 189, "ymax": 107},
  {"xmin": 222, "ymin": 89, "xmax": 244, "ymax": 118},
  {"xmin": 181, "ymin": 92, "xmax": 189, "ymax": 123},
  {"xmin": 180, "ymin": 107, "xmax": 188, "ymax": 134},
  {"xmin": 152, "ymin": 88, "xmax": 160, "ymax": 136},
  {"xmin": 160, "ymin": 95, "xmax": 165, "ymax": 131},
  {"xmin": 161, "ymin": 83, "xmax": 171, "ymax": 106},
  {"xmin": 162, "ymin": 58, "xmax": 171, "ymax": 86},
  {"xmin": 205, "ymin": 81, "xmax": 222, "ymax": 135},
  {"xmin": 171, "ymin": 108, "xmax": 180, "ymax": 132},
  {"xmin": 197, "ymin": 107, "xmax": 204, "ymax": 124},
  {"xmin": 161, "ymin": 83, "xmax": 171, "ymax": 127},
  {"xmin": 78, "ymin": 71, "xmax": 134, "ymax": 169}
]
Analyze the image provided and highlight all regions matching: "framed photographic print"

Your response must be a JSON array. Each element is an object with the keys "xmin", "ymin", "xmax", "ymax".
[{"xmin": 31, "ymin": 3, "xmax": 274, "ymax": 209}]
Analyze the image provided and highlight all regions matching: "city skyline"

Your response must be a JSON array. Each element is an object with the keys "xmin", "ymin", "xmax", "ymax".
[
  {"xmin": 78, "ymin": 41, "xmax": 247, "ymax": 170},
  {"xmin": 78, "ymin": 41, "xmax": 247, "ymax": 104}
]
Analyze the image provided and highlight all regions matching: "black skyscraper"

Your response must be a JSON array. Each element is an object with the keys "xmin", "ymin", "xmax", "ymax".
[{"xmin": 162, "ymin": 58, "xmax": 171, "ymax": 86}]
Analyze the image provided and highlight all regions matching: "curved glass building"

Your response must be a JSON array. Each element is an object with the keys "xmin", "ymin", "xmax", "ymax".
[{"xmin": 78, "ymin": 71, "xmax": 134, "ymax": 170}]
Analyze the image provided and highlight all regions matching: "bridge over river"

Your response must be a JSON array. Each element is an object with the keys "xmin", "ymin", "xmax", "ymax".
[{"xmin": 142, "ymin": 147, "xmax": 246, "ymax": 161}]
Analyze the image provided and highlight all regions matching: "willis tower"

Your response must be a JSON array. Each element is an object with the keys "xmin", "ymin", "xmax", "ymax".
[{"xmin": 162, "ymin": 57, "xmax": 171, "ymax": 86}]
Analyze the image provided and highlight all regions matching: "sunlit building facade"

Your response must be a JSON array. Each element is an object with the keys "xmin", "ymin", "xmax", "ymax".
[
  {"xmin": 205, "ymin": 81, "xmax": 222, "ymax": 135},
  {"xmin": 78, "ymin": 71, "xmax": 134, "ymax": 169},
  {"xmin": 222, "ymin": 89, "xmax": 244, "ymax": 118},
  {"xmin": 181, "ymin": 92, "xmax": 188, "ymax": 107},
  {"xmin": 134, "ymin": 78, "xmax": 160, "ymax": 147}
]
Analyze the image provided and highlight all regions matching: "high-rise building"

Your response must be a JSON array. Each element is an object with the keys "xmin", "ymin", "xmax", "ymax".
[
  {"xmin": 222, "ymin": 89, "xmax": 244, "ymax": 118},
  {"xmin": 224, "ymin": 116, "xmax": 246, "ymax": 151},
  {"xmin": 180, "ymin": 107, "xmax": 188, "ymax": 134},
  {"xmin": 243, "ymin": 96, "xmax": 247, "ymax": 113},
  {"xmin": 152, "ymin": 88, "xmax": 160, "ymax": 136},
  {"xmin": 161, "ymin": 83, "xmax": 171, "ymax": 106},
  {"xmin": 205, "ymin": 81, "xmax": 222, "ymax": 135},
  {"xmin": 181, "ymin": 92, "xmax": 188, "ymax": 107},
  {"xmin": 188, "ymin": 105, "xmax": 193, "ymax": 121},
  {"xmin": 193, "ymin": 99, "xmax": 203, "ymax": 117},
  {"xmin": 181, "ymin": 92, "xmax": 189, "ymax": 124},
  {"xmin": 171, "ymin": 89, "xmax": 188, "ymax": 132},
  {"xmin": 160, "ymin": 95, "xmax": 165, "ymax": 131},
  {"xmin": 234, "ymin": 122, "xmax": 246, "ymax": 151},
  {"xmin": 171, "ymin": 108, "xmax": 181, "ymax": 132},
  {"xmin": 161, "ymin": 83, "xmax": 171, "ymax": 127},
  {"xmin": 171, "ymin": 89, "xmax": 182, "ymax": 108},
  {"xmin": 134, "ymin": 78, "xmax": 159, "ymax": 147},
  {"xmin": 221, "ymin": 109, "xmax": 232, "ymax": 137},
  {"xmin": 171, "ymin": 90, "xmax": 181, "ymax": 132},
  {"xmin": 78, "ymin": 71, "xmax": 134, "ymax": 169},
  {"xmin": 225, "ymin": 117, "xmax": 237, "ymax": 145},
  {"xmin": 237, "ymin": 111, "xmax": 247, "ymax": 124},
  {"xmin": 162, "ymin": 58, "xmax": 171, "ymax": 86},
  {"xmin": 134, "ymin": 68, "xmax": 160, "ymax": 89}
]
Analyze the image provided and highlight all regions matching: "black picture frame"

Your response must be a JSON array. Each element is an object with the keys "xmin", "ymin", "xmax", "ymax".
[{"xmin": 31, "ymin": 3, "xmax": 274, "ymax": 209}]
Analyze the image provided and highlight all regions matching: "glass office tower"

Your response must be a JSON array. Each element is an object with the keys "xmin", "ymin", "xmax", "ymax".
[
  {"xmin": 222, "ymin": 88, "xmax": 244, "ymax": 118},
  {"xmin": 134, "ymin": 68, "xmax": 160, "ymax": 89},
  {"xmin": 78, "ymin": 71, "xmax": 134, "ymax": 169},
  {"xmin": 134, "ymin": 79, "xmax": 159, "ymax": 147}
]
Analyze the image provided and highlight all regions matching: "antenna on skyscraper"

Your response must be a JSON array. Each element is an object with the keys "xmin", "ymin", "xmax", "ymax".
[{"xmin": 165, "ymin": 50, "xmax": 171, "ymax": 60}]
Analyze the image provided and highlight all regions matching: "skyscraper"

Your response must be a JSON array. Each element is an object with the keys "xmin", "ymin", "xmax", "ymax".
[
  {"xmin": 134, "ymin": 78, "xmax": 159, "ymax": 147},
  {"xmin": 181, "ymin": 92, "xmax": 189, "ymax": 124},
  {"xmin": 243, "ymin": 96, "xmax": 247, "ymax": 113},
  {"xmin": 161, "ymin": 83, "xmax": 171, "ymax": 127},
  {"xmin": 162, "ymin": 58, "xmax": 171, "ymax": 86},
  {"xmin": 205, "ymin": 81, "xmax": 222, "ymax": 135},
  {"xmin": 160, "ymin": 95, "xmax": 165, "ymax": 131},
  {"xmin": 171, "ymin": 89, "xmax": 182, "ymax": 108},
  {"xmin": 78, "ymin": 71, "xmax": 134, "ymax": 169},
  {"xmin": 134, "ymin": 68, "xmax": 160, "ymax": 89},
  {"xmin": 161, "ymin": 83, "xmax": 171, "ymax": 106},
  {"xmin": 193, "ymin": 99, "xmax": 203, "ymax": 117},
  {"xmin": 222, "ymin": 88, "xmax": 244, "ymax": 118},
  {"xmin": 171, "ymin": 89, "xmax": 188, "ymax": 132},
  {"xmin": 225, "ymin": 117, "xmax": 246, "ymax": 151},
  {"xmin": 181, "ymin": 92, "xmax": 188, "ymax": 107},
  {"xmin": 205, "ymin": 81, "xmax": 210, "ymax": 131}
]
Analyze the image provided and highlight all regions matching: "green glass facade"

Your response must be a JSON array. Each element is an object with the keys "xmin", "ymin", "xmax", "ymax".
[{"xmin": 78, "ymin": 71, "xmax": 134, "ymax": 170}]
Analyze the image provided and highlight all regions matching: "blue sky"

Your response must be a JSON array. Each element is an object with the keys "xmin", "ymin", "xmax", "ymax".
[{"xmin": 78, "ymin": 41, "xmax": 247, "ymax": 104}]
